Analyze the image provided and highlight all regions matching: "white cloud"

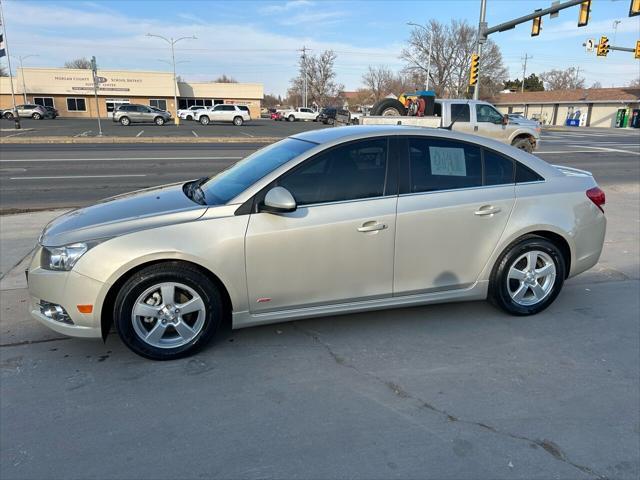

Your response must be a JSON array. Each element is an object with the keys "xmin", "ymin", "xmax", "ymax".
[{"xmin": 260, "ymin": 0, "xmax": 314, "ymax": 14}]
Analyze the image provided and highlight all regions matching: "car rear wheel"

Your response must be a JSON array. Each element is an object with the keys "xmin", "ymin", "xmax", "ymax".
[
  {"xmin": 200, "ymin": 116, "xmax": 210, "ymax": 125},
  {"xmin": 32, "ymin": 112, "xmax": 42, "ymax": 120},
  {"xmin": 489, "ymin": 235, "xmax": 565, "ymax": 316},
  {"xmin": 512, "ymin": 137, "xmax": 534, "ymax": 153},
  {"xmin": 233, "ymin": 116, "xmax": 244, "ymax": 126},
  {"xmin": 120, "ymin": 116, "xmax": 131, "ymax": 126},
  {"xmin": 288, "ymin": 115, "xmax": 295, "ymax": 122},
  {"xmin": 3, "ymin": 112, "xmax": 14, "ymax": 119},
  {"xmin": 154, "ymin": 116, "xmax": 165, "ymax": 126},
  {"xmin": 114, "ymin": 262, "xmax": 223, "ymax": 360}
]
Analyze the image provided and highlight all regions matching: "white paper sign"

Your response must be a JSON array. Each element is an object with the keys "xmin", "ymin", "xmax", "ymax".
[{"xmin": 429, "ymin": 147, "xmax": 467, "ymax": 176}]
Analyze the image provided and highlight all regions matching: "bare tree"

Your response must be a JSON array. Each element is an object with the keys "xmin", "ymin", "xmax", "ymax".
[
  {"xmin": 628, "ymin": 77, "xmax": 640, "ymax": 88},
  {"xmin": 589, "ymin": 81, "xmax": 602, "ymax": 89},
  {"xmin": 401, "ymin": 19, "xmax": 507, "ymax": 99},
  {"xmin": 289, "ymin": 50, "xmax": 344, "ymax": 107},
  {"xmin": 214, "ymin": 74, "xmax": 238, "ymax": 83},
  {"xmin": 64, "ymin": 58, "xmax": 92, "ymax": 69},
  {"xmin": 362, "ymin": 66, "xmax": 417, "ymax": 100},
  {"xmin": 540, "ymin": 67, "xmax": 585, "ymax": 90}
]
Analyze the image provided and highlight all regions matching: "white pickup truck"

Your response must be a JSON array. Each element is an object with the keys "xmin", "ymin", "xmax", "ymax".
[
  {"xmin": 361, "ymin": 99, "xmax": 540, "ymax": 152},
  {"xmin": 281, "ymin": 107, "xmax": 319, "ymax": 122}
]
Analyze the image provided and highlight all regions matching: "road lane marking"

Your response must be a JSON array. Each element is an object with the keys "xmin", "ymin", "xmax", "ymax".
[
  {"xmin": 239, "ymin": 131, "xmax": 255, "ymax": 138},
  {"xmin": 567, "ymin": 145, "xmax": 640, "ymax": 156},
  {"xmin": 74, "ymin": 130, "xmax": 93, "ymax": 137},
  {"xmin": 0, "ymin": 156, "xmax": 244, "ymax": 163},
  {"xmin": 3, "ymin": 130, "xmax": 31, "ymax": 138},
  {"xmin": 536, "ymin": 150, "xmax": 639, "ymax": 154},
  {"xmin": 136, "ymin": 130, "xmax": 144, "ymax": 137},
  {"xmin": 192, "ymin": 130, "xmax": 199, "ymax": 137},
  {"xmin": 10, "ymin": 174, "xmax": 147, "ymax": 180}
]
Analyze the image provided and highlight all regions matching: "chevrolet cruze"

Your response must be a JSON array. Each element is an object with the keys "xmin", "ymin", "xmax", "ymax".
[{"xmin": 27, "ymin": 126, "xmax": 606, "ymax": 360}]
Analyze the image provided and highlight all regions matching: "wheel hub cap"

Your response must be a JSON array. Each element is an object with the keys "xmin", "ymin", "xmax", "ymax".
[{"xmin": 506, "ymin": 250, "xmax": 556, "ymax": 307}]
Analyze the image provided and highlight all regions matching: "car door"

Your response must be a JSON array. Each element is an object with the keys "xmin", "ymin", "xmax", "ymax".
[
  {"xmin": 244, "ymin": 137, "xmax": 400, "ymax": 313},
  {"xmin": 393, "ymin": 136, "xmax": 515, "ymax": 295},
  {"xmin": 208, "ymin": 105, "xmax": 224, "ymax": 122},
  {"xmin": 475, "ymin": 104, "xmax": 507, "ymax": 141}
]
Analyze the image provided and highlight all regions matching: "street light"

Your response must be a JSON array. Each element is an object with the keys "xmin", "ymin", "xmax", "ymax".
[
  {"xmin": 146, "ymin": 33, "xmax": 197, "ymax": 125},
  {"xmin": 12, "ymin": 54, "xmax": 39, "ymax": 103},
  {"xmin": 407, "ymin": 22, "xmax": 433, "ymax": 91}
]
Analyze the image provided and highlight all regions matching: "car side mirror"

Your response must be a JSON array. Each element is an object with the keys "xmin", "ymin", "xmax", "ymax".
[
  {"xmin": 261, "ymin": 186, "xmax": 297, "ymax": 213},
  {"xmin": 502, "ymin": 114, "xmax": 509, "ymax": 125}
]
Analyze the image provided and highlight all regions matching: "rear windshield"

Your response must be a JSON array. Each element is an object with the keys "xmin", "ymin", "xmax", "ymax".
[{"xmin": 200, "ymin": 138, "xmax": 316, "ymax": 205}]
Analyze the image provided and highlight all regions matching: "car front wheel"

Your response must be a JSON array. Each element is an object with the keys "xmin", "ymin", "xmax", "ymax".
[
  {"xmin": 32, "ymin": 112, "xmax": 42, "ymax": 120},
  {"xmin": 200, "ymin": 116, "xmax": 210, "ymax": 125},
  {"xmin": 512, "ymin": 137, "xmax": 534, "ymax": 153},
  {"xmin": 155, "ymin": 116, "xmax": 165, "ymax": 126},
  {"xmin": 489, "ymin": 235, "xmax": 565, "ymax": 316},
  {"xmin": 114, "ymin": 262, "xmax": 223, "ymax": 360},
  {"xmin": 120, "ymin": 116, "xmax": 131, "ymax": 126}
]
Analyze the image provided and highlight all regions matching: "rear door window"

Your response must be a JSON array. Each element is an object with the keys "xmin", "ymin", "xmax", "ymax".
[
  {"xmin": 406, "ymin": 138, "xmax": 481, "ymax": 193},
  {"xmin": 449, "ymin": 104, "xmax": 470, "ymax": 123},
  {"xmin": 483, "ymin": 149, "xmax": 514, "ymax": 186}
]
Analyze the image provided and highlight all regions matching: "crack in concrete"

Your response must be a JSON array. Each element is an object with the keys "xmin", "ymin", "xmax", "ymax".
[
  {"xmin": 0, "ymin": 336, "xmax": 70, "ymax": 348},
  {"xmin": 293, "ymin": 322, "xmax": 607, "ymax": 479}
]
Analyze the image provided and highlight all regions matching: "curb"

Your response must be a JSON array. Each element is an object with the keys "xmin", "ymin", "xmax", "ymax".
[{"xmin": 0, "ymin": 136, "xmax": 281, "ymax": 145}]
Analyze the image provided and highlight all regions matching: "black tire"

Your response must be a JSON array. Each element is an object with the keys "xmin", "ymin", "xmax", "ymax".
[
  {"xmin": 489, "ymin": 235, "xmax": 566, "ymax": 316},
  {"xmin": 288, "ymin": 115, "xmax": 295, "ymax": 122},
  {"xmin": 327, "ymin": 118, "xmax": 335, "ymax": 125},
  {"xmin": 200, "ymin": 116, "xmax": 210, "ymax": 125},
  {"xmin": 370, "ymin": 98, "xmax": 407, "ymax": 116},
  {"xmin": 3, "ymin": 112, "xmax": 14, "ymax": 119},
  {"xmin": 186, "ymin": 115, "xmax": 193, "ymax": 121},
  {"xmin": 154, "ymin": 116, "xmax": 165, "ymax": 126},
  {"xmin": 512, "ymin": 137, "xmax": 534, "ymax": 153},
  {"xmin": 120, "ymin": 116, "xmax": 131, "ymax": 126},
  {"xmin": 114, "ymin": 262, "xmax": 223, "ymax": 360},
  {"xmin": 233, "ymin": 116, "xmax": 243, "ymax": 126},
  {"xmin": 32, "ymin": 112, "xmax": 42, "ymax": 120}
]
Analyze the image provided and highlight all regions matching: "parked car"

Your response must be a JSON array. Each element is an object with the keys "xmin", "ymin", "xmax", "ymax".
[
  {"xmin": 281, "ymin": 107, "xmax": 318, "ymax": 122},
  {"xmin": 317, "ymin": 107, "xmax": 338, "ymax": 125},
  {"xmin": 43, "ymin": 105, "xmax": 59, "ymax": 119},
  {"xmin": 270, "ymin": 110, "xmax": 283, "ymax": 121},
  {"xmin": 113, "ymin": 104, "xmax": 172, "ymax": 126},
  {"xmin": 178, "ymin": 105, "xmax": 206, "ymax": 121},
  {"xmin": 26, "ymin": 125, "xmax": 606, "ymax": 360},
  {"xmin": 508, "ymin": 113, "xmax": 541, "ymax": 128},
  {"xmin": 195, "ymin": 104, "xmax": 250, "ymax": 126},
  {"xmin": 2, "ymin": 104, "xmax": 47, "ymax": 120}
]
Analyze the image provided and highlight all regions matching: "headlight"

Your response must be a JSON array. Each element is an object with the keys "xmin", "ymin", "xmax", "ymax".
[{"xmin": 41, "ymin": 242, "xmax": 92, "ymax": 271}]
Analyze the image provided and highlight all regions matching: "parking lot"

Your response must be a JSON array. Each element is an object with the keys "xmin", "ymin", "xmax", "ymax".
[
  {"xmin": 0, "ymin": 117, "xmax": 328, "ymax": 139},
  {"xmin": 1, "ymin": 128, "xmax": 639, "ymax": 479}
]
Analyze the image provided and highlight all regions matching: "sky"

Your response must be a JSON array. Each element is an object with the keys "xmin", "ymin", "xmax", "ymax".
[{"xmin": 1, "ymin": 0, "xmax": 639, "ymax": 96}]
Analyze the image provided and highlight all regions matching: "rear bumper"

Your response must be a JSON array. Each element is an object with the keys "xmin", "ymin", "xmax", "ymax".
[{"xmin": 569, "ymin": 211, "xmax": 607, "ymax": 278}]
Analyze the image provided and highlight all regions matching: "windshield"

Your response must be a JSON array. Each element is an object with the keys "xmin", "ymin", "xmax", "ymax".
[{"xmin": 199, "ymin": 138, "xmax": 316, "ymax": 205}]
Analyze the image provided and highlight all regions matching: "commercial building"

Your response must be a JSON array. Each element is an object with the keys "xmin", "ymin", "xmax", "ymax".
[
  {"xmin": 491, "ymin": 87, "xmax": 640, "ymax": 128},
  {"xmin": 0, "ymin": 67, "xmax": 264, "ymax": 118}
]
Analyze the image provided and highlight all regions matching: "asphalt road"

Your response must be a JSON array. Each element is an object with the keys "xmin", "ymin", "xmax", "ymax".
[
  {"xmin": 0, "ymin": 127, "xmax": 639, "ymax": 479},
  {"xmin": 0, "ymin": 116, "xmax": 328, "ymax": 139},
  {"xmin": 0, "ymin": 128, "xmax": 638, "ymax": 210}
]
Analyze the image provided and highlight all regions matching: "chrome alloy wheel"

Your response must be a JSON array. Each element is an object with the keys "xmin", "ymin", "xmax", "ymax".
[
  {"xmin": 506, "ymin": 250, "xmax": 556, "ymax": 306},
  {"xmin": 132, "ymin": 282, "xmax": 206, "ymax": 349}
]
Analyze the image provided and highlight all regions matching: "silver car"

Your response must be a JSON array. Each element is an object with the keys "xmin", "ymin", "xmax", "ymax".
[
  {"xmin": 113, "ymin": 104, "xmax": 172, "ymax": 126},
  {"xmin": 2, "ymin": 104, "xmax": 47, "ymax": 120},
  {"xmin": 27, "ymin": 126, "xmax": 606, "ymax": 360}
]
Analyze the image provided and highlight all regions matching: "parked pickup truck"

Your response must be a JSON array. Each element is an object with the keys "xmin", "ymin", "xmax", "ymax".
[
  {"xmin": 361, "ymin": 99, "xmax": 540, "ymax": 152},
  {"xmin": 282, "ymin": 107, "xmax": 319, "ymax": 122}
]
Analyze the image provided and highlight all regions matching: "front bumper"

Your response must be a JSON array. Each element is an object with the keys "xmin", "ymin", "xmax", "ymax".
[{"xmin": 27, "ymin": 249, "xmax": 104, "ymax": 338}]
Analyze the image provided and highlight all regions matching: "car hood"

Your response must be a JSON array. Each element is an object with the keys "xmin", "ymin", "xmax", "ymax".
[{"xmin": 40, "ymin": 182, "xmax": 207, "ymax": 247}]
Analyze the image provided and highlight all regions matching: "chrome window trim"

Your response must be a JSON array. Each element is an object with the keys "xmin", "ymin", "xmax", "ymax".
[
  {"xmin": 295, "ymin": 194, "xmax": 394, "ymax": 210},
  {"xmin": 397, "ymin": 179, "xmax": 547, "ymax": 199}
]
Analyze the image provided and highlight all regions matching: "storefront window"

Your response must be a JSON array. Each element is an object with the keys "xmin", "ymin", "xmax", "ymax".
[
  {"xmin": 34, "ymin": 97, "xmax": 54, "ymax": 108},
  {"xmin": 66, "ymin": 98, "xmax": 86, "ymax": 111},
  {"xmin": 150, "ymin": 99, "xmax": 167, "ymax": 111}
]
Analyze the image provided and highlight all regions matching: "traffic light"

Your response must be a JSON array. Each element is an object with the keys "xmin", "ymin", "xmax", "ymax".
[
  {"xmin": 578, "ymin": 1, "xmax": 591, "ymax": 27},
  {"xmin": 630, "ymin": 0, "xmax": 640, "ymax": 17},
  {"xmin": 531, "ymin": 9, "xmax": 542, "ymax": 36},
  {"xmin": 635, "ymin": 40, "xmax": 640, "ymax": 60},
  {"xmin": 469, "ymin": 54, "xmax": 480, "ymax": 86},
  {"xmin": 597, "ymin": 36, "xmax": 610, "ymax": 57}
]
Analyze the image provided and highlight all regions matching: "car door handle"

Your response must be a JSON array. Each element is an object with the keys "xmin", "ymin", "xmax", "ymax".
[
  {"xmin": 358, "ymin": 221, "xmax": 387, "ymax": 232},
  {"xmin": 474, "ymin": 206, "xmax": 502, "ymax": 216}
]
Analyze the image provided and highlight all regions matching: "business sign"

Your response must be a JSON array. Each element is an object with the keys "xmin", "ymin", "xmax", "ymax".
[{"xmin": 95, "ymin": 76, "xmax": 108, "ymax": 83}]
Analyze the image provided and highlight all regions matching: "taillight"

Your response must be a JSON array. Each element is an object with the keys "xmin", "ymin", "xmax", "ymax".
[{"xmin": 586, "ymin": 187, "xmax": 605, "ymax": 212}]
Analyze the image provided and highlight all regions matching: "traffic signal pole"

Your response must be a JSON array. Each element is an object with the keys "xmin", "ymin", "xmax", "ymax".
[{"xmin": 473, "ymin": 0, "xmax": 587, "ymax": 99}]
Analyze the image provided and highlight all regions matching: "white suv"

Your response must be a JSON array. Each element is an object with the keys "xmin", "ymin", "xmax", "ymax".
[
  {"xmin": 177, "ymin": 105, "xmax": 206, "ymax": 121},
  {"xmin": 196, "ymin": 104, "xmax": 251, "ymax": 126}
]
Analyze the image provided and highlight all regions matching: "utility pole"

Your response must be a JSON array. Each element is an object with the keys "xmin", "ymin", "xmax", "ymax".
[
  {"xmin": 407, "ymin": 22, "xmax": 433, "ymax": 91},
  {"xmin": 521, "ymin": 54, "xmax": 532, "ymax": 93},
  {"xmin": 14, "ymin": 54, "xmax": 38, "ymax": 103},
  {"xmin": 0, "ymin": 0, "xmax": 21, "ymax": 129},
  {"xmin": 300, "ymin": 46, "xmax": 308, "ymax": 108},
  {"xmin": 90, "ymin": 56, "xmax": 103, "ymax": 137},
  {"xmin": 473, "ymin": 0, "xmax": 487, "ymax": 100},
  {"xmin": 146, "ymin": 33, "xmax": 197, "ymax": 125}
]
